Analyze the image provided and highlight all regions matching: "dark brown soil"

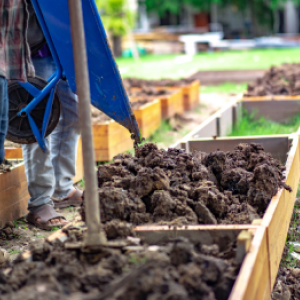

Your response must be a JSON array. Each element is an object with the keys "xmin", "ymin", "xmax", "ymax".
[
  {"xmin": 91, "ymin": 100, "xmax": 152, "ymax": 125},
  {"xmin": 123, "ymin": 78, "xmax": 195, "ymax": 89},
  {"xmin": 0, "ymin": 226, "xmax": 241, "ymax": 300},
  {"xmin": 130, "ymin": 99, "xmax": 153, "ymax": 110},
  {"xmin": 81, "ymin": 143, "xmax": 291, "ymax": 226},
  {"xmin": 129, "ymin": 87, "xmax": 174, "ymax": 98},
  {"xmin": 245, "ymin": 63, "xmax": 300, "ymax": 96},
  {"xmin": 272, "ymin": 267, "xmax": 300, "ymax": 300},
  {"xmin": 0, "ymin": 159, "xmax": 22, "ymax": 174}
]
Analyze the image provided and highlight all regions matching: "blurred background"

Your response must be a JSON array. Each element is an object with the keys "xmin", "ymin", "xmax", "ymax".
[{"xmin": 95, "ymin": 0, "xmax": 300, "ymax": 85}]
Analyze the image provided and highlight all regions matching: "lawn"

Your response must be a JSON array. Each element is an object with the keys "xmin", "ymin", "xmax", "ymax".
[
  {"xmin": 116, "ymin": 48, "xmax": 300, "ymax": 79},
  {"xmin": 201, "ymin": 82, "xmax": 247, "ymax": 94},
  {"xmin": 230, "ymin": 110, "xmax": 300, "ymax": 137}
]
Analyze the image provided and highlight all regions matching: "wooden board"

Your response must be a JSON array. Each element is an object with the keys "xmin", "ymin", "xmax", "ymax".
[
  {"xmin": 187, "ymin": 136, "xmax": 290, "ymax": 164},
  {"xmin": 73, "ymin": 139, "xmax": 83, "ymax": 183},
  {"xmin": 93, "ymin": 121, "xmax": 132, "ymax": 161},
  {"xmin": 242, "ymin": 95, "xmax": 300, "ymax": 101},
  {"xmin": 242, "ymin": 100, "xmax": 300, "ymax": 123},
  {"xmin": 261, "ymin": 133, "xmax": 300, "ymax": 288},
  {"xmin": 0, "ymin": 163, "xmax": 29, "ymax": 228},
  {"xmin": 133, "ymin": 99, "xmax": 161, "ymax": 139},
  {"xmin": 218, "ymin": 104, "xmax": 233, "ymax": 136},
  {"xmin": 229, "ymin": 226, "xmax": 271, "ymax": 300},
  {"xmin": 160, "ymin": 89, "xmax": 184, "ymax": 119},
  {"xmin": 135, "ymin": 224, "xmax": 257, "ymax": 251},
  {"xmin": 173, "ymin": 80, "xmax": 200, "ymax": 111},
  {"xmin": 4, "ymin": 148, "xmax": 23, "ymax": 159}
]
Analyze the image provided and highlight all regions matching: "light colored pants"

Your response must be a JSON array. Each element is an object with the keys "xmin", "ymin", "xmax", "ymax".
[{"xmin": 23, "ymin": 56, "xmax": 80, "ymax": 212}]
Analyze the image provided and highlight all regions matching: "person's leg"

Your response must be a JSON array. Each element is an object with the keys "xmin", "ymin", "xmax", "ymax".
[
  {"xmin": 0, "ymin": 77, "xmax": 8, "ymax": 164},
  {"xmin": 50, "ymin": 77, "xmax": 81, "ymax": 202},
  {"xmin": 22, "ymin": 57, "xmax": 67, "ymax": 227}
]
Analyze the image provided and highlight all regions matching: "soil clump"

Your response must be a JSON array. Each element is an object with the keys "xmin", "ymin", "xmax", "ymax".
[
  {"xmin": 245, "ymin": 63, "xmax": 300, "ymax": 96},
  {"xmin": 0, "ymin": 226, "xmax": 241, "ymax": 300},
  {"xmin": 81, "ymin": 143, "xmax": 291, "ymax": 226}
]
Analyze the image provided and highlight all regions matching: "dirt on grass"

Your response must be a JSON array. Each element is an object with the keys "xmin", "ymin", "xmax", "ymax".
[
  {"xmin": 245, "ymin": 63, "xmax": 300, "ymax": 97},
  {"xmin": 0, "ymin": 224, "xmax": 242, "ymax": 300},
  {"xmin": 81, "ymin": 142, "xmax": 290, "ymax": 226}
]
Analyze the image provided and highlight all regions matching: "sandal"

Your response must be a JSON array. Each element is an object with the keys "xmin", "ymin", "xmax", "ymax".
[
  {"xmin": 26, "ymin": 205, "xmax": 69, "ymax": 230},
  {"xmin": 52, "ymin": 189, "xmax": 83, "ymax": 208}
]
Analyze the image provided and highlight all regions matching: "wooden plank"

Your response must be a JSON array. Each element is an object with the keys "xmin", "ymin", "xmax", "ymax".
[
  {"xmin": 0, "ymin": 163, "xmax": 29, "ymax": 228},
  {"xmin": 218, "ymin": 105, "xmax": 233, "ymax": 136},
  {"xmin": 5, "ymin": 148, "xmax": 23, "ymax": 159},
  {"xmin": 242, "ymin": 95, "xmax": 300, "ymax": 101},
  {"xmin": 187, "ymin": 136, "xmax": 289, "ymax": 164},
  {"xmin": 242, "ymin": 100, "xmax": 300, "ymax": 123},
  {"xmin": 261, "ymin": 134, "xmax": 300, "ymax": 288},
  {"xmin": 73, "ymin": 139, "xmax": 83, "ymax": 183},
  {"xmin": 0, "ymin": 163, "xmax": 27, "ymax": 192},
  {"xmin": 133, "ymin": 99, "xmax": 161, "ymax": 139},
  {"xmin": 191, "ymin": 118, "xmax": 217, "ymax": 139},
  {"xmin": 0, "ymin": 195, "xmax": 28, "ymax": 229},
  {"xmin": 229, "ymin": 226, "xmax": 271, "ymax": 300},
  {"xmin": 92, "ymin": 121, "xmax": 132, "ymax": 161},
  {"xmin": 135, "ymin": 224, "xmax": 257, "ymax": 252}
]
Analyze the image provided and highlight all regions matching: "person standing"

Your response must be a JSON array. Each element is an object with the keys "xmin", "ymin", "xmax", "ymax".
[{"xmin": 24, "ymin": 44, "xmax": 83, "ymax": 230}]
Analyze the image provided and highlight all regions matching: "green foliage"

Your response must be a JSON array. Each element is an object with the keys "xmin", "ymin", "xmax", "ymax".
[
  {"xmin": 230, "ymin": 110, "xmax": 300, "ymax": 137},
  {"xmin": 145, "ymin": 0, "xmax": 300, "ymax": 34},
  {"xmin": 96, "ymin": 0, "xmax": 135, "ymax": 36}
]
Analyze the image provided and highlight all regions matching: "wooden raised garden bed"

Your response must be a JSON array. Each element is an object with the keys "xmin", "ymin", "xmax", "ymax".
[
  {"xmin": 92, "ymin": 120, "xmax": 132, "ymax": 162},
  {"xmin": 170, "ymin": 79, "xmax": 200, "ymax": 111},
  {"xmin": 132, "ymin": 99, "xmax": 161, "ymax": 139},
  {"xmin": 42, "ymin": 217, "xmax": 269, "ymax": 300},
  {"xmin": 130, "ymin": 88, "xmax": 183, "ymax": 119},
  {"xmin": 178, "ymin": 133, "xmax": 300, "ymax": 295},
  {"xmin": 0, "ymin": 161, "xmax": 29, "ymax": 228},
  {"xmin": 159, "ymin": 88, "xmax": 184, "ymax": 119}
]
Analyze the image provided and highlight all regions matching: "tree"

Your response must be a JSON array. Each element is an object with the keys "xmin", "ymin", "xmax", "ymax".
[
  {"xmin": 96, "ymin": 0, "xmax": 135, "ymax": 57},
  {"xmin": 145, "ymin": 0, "xmax": 300, "ymax": 36}
]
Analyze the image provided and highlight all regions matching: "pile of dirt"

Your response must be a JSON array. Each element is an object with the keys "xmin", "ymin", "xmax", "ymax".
[
  {"xmin": 90, "ymin": 105, "xmax": 111, "ymax": 124},
  {"xmin": 129, "ymin": 87, "xmax": 174, "ymax": 98},
  {"xmin": 245, "ymin": 63, "xmax": 300, "ymax": 96},
  {"xmin": 272, "ymin": 267, "xmax": 300, "ymax": 300},
  {"xmin": 91, "ymin": 100, "xmax": 154, "ymax": 125},
  {"xmin": 130, "ymin": 99, "xmax": 153, "ymax": 110},
  {"xmin": 123, "ymin": 78, "xmax": 195, "ymax": 89},
  {"xmin": 81, "ymin": 143, "xmax": 291, "ymax": 226},
  {"xmin": 0, "ymin": 226, "xmax": 241, "ymax": 300}
]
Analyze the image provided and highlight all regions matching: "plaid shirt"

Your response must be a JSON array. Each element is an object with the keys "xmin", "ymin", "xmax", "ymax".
[{"xmin": 0, "ymin": 0, "xmax": 35, "ymax": 82}]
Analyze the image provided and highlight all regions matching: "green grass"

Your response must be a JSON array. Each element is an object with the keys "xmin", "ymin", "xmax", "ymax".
[
  {"xmin": 230, "ymin": 110, "xmax": 300, "ymax": 137},
  {"xmin": 8, "ymin": 249, "xmax": 21, "ymax": 255},
  {"xmin": 201, "ymin": 82, "xmax": 247, "ymax": 94},
  {"xmin": 116, "ymin": 48, "xmax": 300, "ymax": 79}
]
